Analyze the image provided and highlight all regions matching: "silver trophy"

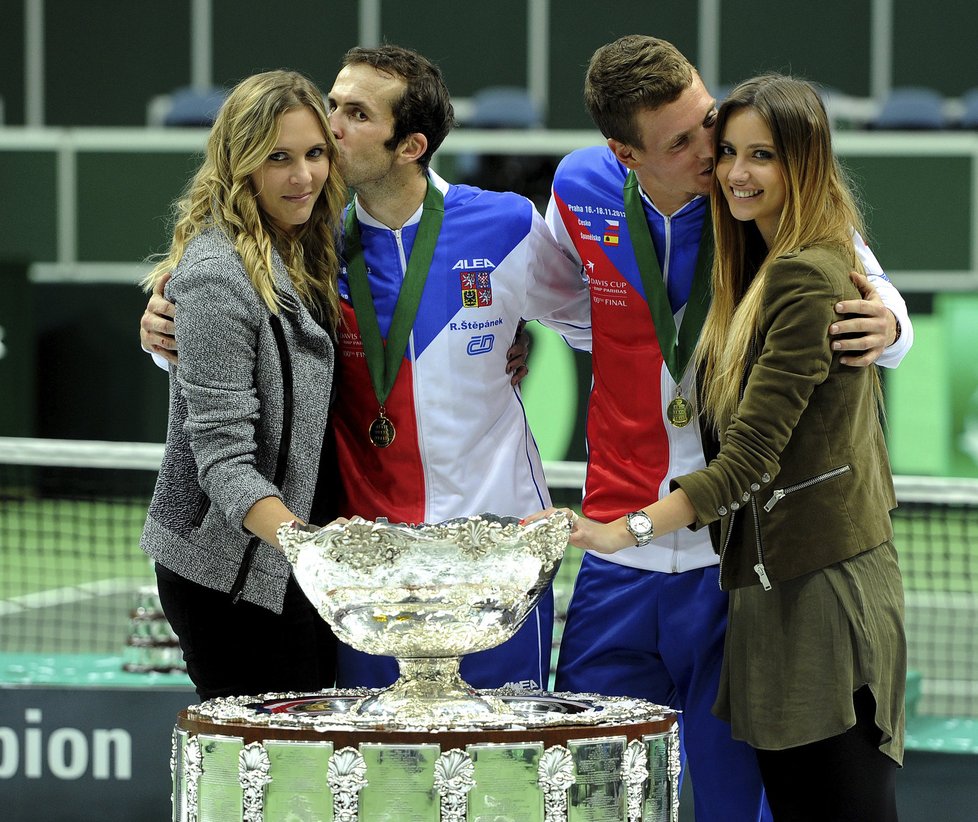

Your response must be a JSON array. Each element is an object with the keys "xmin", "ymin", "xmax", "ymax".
[{"xmin": 278, "ymin": 512, "xmax": 570, "ymax": 723}]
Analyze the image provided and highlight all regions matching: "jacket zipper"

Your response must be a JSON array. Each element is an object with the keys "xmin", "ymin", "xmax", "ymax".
[
  {"xmin": 717, "ymin": 509, "xmax": 736, "ymax": 588},
  {"xmin": 750, "ymin": 497, "xmax": 772, "ymax": 590},
  {"xmin": 763, "ymin": 464, "xmax": 852, "ymax": 512},
  {"xmin": 230, "ymin": 312, "xmax": 294, "ymax": 604},
  {"xmin": 662, "ymin": 214, "xmax": 672, "ymax": 276}
]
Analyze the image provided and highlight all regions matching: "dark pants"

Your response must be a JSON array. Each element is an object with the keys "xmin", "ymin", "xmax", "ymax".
[
  {"xmin": 755, "ymin": 686, "xmax": 899, "ymax": 822},
  {"xmin": 155, "ymin": 563, "xmax": 337, "ymax": 701}
]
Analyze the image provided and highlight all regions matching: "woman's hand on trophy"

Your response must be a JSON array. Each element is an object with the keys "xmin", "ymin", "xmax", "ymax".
[
  {"xmin": 520, "ymin": 506, "xmax": 572, "ymax": 529},
  {"xmin": 521, "ymin": 508, "xmax": 631, "ymax": 554}
]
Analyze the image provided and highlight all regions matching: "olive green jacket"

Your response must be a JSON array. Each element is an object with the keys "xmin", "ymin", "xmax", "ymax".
[{"xmin": 673, "ymin": 245, "xmax": 896, "ymax": 590}]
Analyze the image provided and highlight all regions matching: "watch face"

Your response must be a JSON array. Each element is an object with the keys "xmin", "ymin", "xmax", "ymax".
[{"xmin": 629, "ymin": 512, "xmax": 653, "ymax": 534}]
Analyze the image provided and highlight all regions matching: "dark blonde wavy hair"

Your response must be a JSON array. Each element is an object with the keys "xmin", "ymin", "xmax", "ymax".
[
  {"xmin": 144, "ymin": 70, "xmax": 346, "ymax": 330},
  {"xmin": 697, "ymin": 74, "xmax": 870, "ymax": 428}
]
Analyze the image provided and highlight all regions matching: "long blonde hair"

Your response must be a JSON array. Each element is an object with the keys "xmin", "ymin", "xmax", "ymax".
[
  {"xmin": 697, "ymin": 75, "xmax": 868, "ymax": 428},
  {"xmin": 144, "ymin": 70, "xmax": 347, "ymax": 330}
]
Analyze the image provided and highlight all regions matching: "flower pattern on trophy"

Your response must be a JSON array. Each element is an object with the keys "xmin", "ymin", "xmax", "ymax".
[
  {"xmin": 538, "ymin": 744, "xmax": 575, "ymax": 821},
  {"xmin": 238, "ymin": 742, "xmax": 271, "ymax": 822},
  {"xmin": 327, "ymin": 746, "xmax": 368, "ymax": 822},
  {"xmin": 434, "ymin": 748, "xmax": 476, "ymax": 822}
]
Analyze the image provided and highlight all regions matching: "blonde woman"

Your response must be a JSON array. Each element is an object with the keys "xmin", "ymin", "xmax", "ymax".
[
  {"xmin": 141, "ymin": 70, "xmax": 347, "ymax": 700},
  {"xmin": 534, "ymin": 75, "xmax": 904, "ymax": 820}
]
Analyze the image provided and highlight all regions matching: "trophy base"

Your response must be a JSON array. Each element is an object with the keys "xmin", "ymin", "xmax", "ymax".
[
  {"xmin": 173, "ymin": 688, "xmax": 681, "ymax": 821},
  {"xmin": 353, "ymin": 655, "xmax": 508, "ymax": 722}
]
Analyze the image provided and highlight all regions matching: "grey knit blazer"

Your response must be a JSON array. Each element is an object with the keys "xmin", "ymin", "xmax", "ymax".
[{"xmin": 141, "ymin": 228, "xmax": 335, "ymax": 613}]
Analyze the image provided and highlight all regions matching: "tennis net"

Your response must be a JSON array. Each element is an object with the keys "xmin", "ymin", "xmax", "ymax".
[
  {"xmin": 889, "ymin": 476, "xmax": 978, "ymax": 717},
  {"xmin": 0, "ymin": 437, "xmax": 161, "ymax": 656}
]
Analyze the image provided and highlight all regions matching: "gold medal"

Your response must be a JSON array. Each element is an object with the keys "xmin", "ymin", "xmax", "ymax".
[
  {"xmin": 368, "ymin": 411, "xmax": 396, "ymax": 448},
  {"xmin": 667, "ymin": 395, "xmax": 693, "ymax": 428}
]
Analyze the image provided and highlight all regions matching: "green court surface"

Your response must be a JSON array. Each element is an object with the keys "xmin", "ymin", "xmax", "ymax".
[
  {"xmin": 0, "ymin": 487, "xmax": 585, "ymax": 686},
  {"xmin": 905, "ymin": 715, "xmax": 978, "ymax": 754},
  {"xmin": 0, "ymin": 652, "xmax": 192, "ymax": 690}
]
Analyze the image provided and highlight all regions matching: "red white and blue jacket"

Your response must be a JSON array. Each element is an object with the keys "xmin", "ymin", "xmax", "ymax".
[
  {"xmin": 333, "ymin": 172, "xmax": 591, "ymax": 524},
  {"xmin": 547, "ymin": 146, "xmax": 912, "ymax": 574}
]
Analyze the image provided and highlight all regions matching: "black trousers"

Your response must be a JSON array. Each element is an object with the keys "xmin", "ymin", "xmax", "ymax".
[
  {"xmin": 155, "ymin": 563, "xmax": 337, "ymax": 701},
  {"xmin": 755, "ymin": 686, "xmax": 899, "ymax": 822}
]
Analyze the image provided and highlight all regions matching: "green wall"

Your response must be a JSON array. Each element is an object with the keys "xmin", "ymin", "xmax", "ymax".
[
  {"xmin": 845, "ymin": 155, "xmax": 973, "ymax": 272},
  {"xmin": 0, "ymin": 151, "xmax": 57, "ymax": 261},
  {"xmin": 0, "ymin": 264, "xmax": 35, "ymax": 436},
  {"xmin": 29, "ymin": 283, "xmax": 170, "ymax": 442},
  {"xmin": 720, "ymin": 0, "xmax": 872, "ymax": 96}
]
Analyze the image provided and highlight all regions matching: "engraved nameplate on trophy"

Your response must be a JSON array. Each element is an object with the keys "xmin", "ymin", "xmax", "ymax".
[
  {"xmin": 567, "ymin": 736, "xmax": 627, "ymax": 822},
  {"xmin": 171, "ymin": 728, "xmax": 187, "ymax": 822},
  {"xmin": 468, "ymin": 741, "xmax": 545, "ymax": 821},
  {"xmin": 644, "ymin": 729, "xmax": 680, "ymax": 822},
  {"xmin": 358, "ymin": 743, "xmax": 440, "ymax": 821},
  {"xmin": 264, "ymin": 740, "xmax": 335, "ymax": 821},
  {"xmin": 197, "ymin": 734, "xmax": 244, "ymax": 821}
]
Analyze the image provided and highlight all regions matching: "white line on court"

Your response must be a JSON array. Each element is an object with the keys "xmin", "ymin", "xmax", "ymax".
[{"xmin": 0, "ymin": 578, "xmax": 143, "ymax": 616}]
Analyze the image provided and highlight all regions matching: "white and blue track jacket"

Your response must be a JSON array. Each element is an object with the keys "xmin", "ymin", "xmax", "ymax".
[{"xmin": 333, "ymin": 172, "xmax": 591, "ymax": 524}]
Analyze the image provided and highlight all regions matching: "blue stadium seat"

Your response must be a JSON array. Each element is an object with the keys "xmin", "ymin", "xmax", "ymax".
[
  {"xmin": 160, "ymin": 86, "xmax": 227, "ymax": 127},
  {"xmin": 959, "ymin": 88, "xmax": 978, "ymax": 129},
  {"xmin": 870, "ymin": 86, "xmax": 947, "ymax": 130},
  {"xmin": 456, "ymin": 87, "xmax": 549, "ymax": 207},
  {"xmin": 467, "ymin": 86, "xmax": 542, "ymax": 129}
]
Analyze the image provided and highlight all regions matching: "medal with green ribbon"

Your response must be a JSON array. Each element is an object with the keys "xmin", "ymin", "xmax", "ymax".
[
  {"xmin": 623, "ymin": 171, "xmax": 713, "ymax": 427},
  {"xmin": 344, "ymin": 179, "xmax": 445, "ymax": 447}
]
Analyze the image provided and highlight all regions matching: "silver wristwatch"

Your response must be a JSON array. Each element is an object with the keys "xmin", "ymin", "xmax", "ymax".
[{"xmin": 625, "ymin": 511, "xmax": 655, "ymax": 546}]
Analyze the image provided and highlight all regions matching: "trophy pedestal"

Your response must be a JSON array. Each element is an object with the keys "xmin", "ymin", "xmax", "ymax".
[
  {"xmin": 354, "ymin": 657, "xmax": 508, "ymax": 722},
  {"xmin": 171, "ymin": 689, "xmax": 680, "ymax": 822}
]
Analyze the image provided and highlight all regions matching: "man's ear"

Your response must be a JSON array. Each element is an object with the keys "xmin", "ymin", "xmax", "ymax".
[
  {"xmin": 396, "ymin": 132, "xmax": 429, "ymax": 166},
  {"xmin": 608, "ymin": 137, "xmax": 640, "ymax": 170}
]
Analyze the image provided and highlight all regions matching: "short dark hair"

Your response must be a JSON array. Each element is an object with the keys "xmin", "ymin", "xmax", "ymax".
[
  {"xmin": 342, "ymin": 45, "xmax": 455, "ymax": 170},
  {"xmin": 584, "ymin": 35, "xmax": 696, "ymax": 148}
]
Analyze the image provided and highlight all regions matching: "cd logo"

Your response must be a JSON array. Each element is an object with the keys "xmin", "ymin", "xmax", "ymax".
[{"xmin": 466, "ymin": 334, "xmax": 494, "ymax": 355}]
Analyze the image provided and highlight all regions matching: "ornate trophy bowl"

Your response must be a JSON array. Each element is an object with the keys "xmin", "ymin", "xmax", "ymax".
[{"xmin": 278, "ymin": 512, "xmax": 570, "ymax": 723}]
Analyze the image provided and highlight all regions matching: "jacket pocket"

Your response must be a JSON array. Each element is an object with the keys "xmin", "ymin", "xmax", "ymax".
[
  {"xmin": 762, "ymin": 464, "xmax": 852, "ymax": 512},
  {"xmin": 190, "ymin": 493, "xmax": 211, "ymax": 528}
]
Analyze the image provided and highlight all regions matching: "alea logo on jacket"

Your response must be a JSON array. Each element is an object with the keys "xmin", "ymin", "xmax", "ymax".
[{"xmin": 452, "ymin": 258, "xmax": 495, "ymax": 270}]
